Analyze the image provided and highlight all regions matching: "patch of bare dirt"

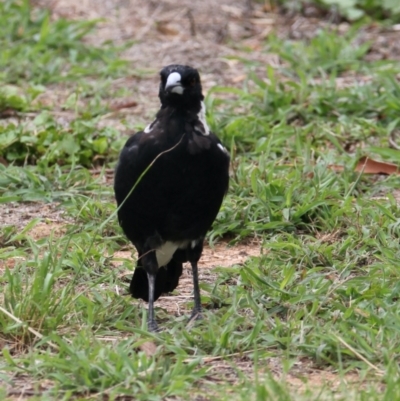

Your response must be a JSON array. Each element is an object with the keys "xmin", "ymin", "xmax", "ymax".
[
  {"xmin": 0, "ymin": 202, "xmax": 70, "ymax": 270},
  {"xmin": 0, "ymin": 256, "xmax": 25, "ymax": 271},
  {"xmin": 0, "ymin": 202, "xmax": 67, "ymax": 230},
  {"xmin": 0, "ymin": 202, "xmax": 70, "ymax": 272},
  {"xmin": 26, "ymin": 222, "xmax": 66, "ymax": 240}
]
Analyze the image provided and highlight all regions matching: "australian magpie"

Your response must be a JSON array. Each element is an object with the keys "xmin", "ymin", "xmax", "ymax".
[{"xmin": 114, "ymin": 65, "xmax": 230, "ymax": 331}]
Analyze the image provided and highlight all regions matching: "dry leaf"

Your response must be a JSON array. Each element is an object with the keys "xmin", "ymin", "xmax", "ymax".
[
  {"xmin": 0, "ymin": 108, "xmax": 18, "ymax": 118},
  {"xmin": 221, "ymin": 5, "xmax": 243, "ymax": 18},
  {"xmin": 242, "ymin": 39, "xmax": 262, "ymax": 50},
  {"xmin": 231, "ymin": 74, "xmax": 246, "ymax": 83},
  {"xmin": 156, "ymin": 21, "xmax": 179, "ymax": 36},
  {"xmin": 139, "ymin": 341, "xmax": 157, "ymax": 357},
  {"xmin": 0, "ymin": 156, "xmax": 9, "ymax": 166},
  {"xmin": 329, "ymin": 156, "xmax": 400, "ymax": 175},
  {"xmin": 328, "ymin": 164, "xmax": 345, "ymax": 172},
  {"xmin": 109, "ymin": 99, "xmax": 138, "ymax": 111},
  {"xmin": 263, "ymin": 2, "xmax": 276, "ymax": 12},
  {"xmin": 355, "ymin": 156, "xmax": 400, "ymax": 175}
]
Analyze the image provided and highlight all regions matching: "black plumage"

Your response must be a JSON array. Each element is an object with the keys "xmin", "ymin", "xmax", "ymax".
[{"xmin": 114, "ymin": 65, "xmax": 230, "ymax": 331}]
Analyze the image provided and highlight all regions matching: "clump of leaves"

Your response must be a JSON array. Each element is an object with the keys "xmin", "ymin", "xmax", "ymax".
[
  {"xmin": 0, "ymin": 86, "xmax": 27, "ymax": 115},
  {"xmin": 279, "ymin": 0, "xmax": 400, "ymax": 21},
  {"xmin": 0, "ymin": 112, "xmax": 125, "ymax": 166}
]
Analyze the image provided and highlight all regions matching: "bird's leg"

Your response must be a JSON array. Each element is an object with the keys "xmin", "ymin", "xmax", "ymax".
[
  {"xmin": 146, "ymin": 271, "xmax": 159, "ymax": 332},
  {"xmin": 141, "ymin": 251, "xmax": 159, "ymax": 332},
  {"xmin": 189, "ymin": 260, "xmax": 202, "ymax": 321}
]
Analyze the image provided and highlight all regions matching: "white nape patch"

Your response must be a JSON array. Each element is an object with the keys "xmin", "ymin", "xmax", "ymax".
[
  {"xmin": 197, "ymin": 101, "xmax": 210, "ymax": 136},
  {"xmin": 191, "ymin": 240, "xmax": 197, "ymax": 249},
  {"xmin": 166, "ymin": 72, "xmax": 184, "ymax": 94},
  {"xmin": 217, "ymin": 143, "xmax": 229, "ymax": 155}
]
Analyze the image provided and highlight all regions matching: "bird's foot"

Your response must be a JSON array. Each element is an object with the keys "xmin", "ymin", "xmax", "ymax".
[
  {"xmin": 147, "ymin": 319, "xmax": 159, "ymax": 332},
  {"xmin": 188, "ymin": 308, "xmax": 203, "ymax": 324}
]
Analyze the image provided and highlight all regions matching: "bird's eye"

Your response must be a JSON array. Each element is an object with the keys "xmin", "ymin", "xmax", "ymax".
[{"xmin": 189, "ymin": 78, "xmax": 196, "ymax": 87}]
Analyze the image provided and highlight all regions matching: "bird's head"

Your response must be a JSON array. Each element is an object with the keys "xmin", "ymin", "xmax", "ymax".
[{"xmin": 159, "ymin": 65, "xmax": 204, "ymax": 110}]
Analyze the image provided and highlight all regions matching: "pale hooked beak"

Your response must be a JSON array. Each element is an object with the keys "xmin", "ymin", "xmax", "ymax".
[{"xmin": 165, "ymin": 72, "xmax": 184, "ymax": 95}]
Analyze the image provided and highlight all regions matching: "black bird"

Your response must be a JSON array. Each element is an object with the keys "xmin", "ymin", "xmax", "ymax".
[{"xmin": 114, "ymin": 65, "xmax": 230, "ymax": 331}]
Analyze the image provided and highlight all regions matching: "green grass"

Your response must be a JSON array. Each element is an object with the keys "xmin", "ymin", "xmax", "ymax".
[
  {"xmin": 2, "ymin": 1, "xmax": 400, "ymax": 400},
  {"xmin": 0, "ymin": 0, "xmax": 130, "ymax": 85},
  {"xmin": 278, "ymin": 0, "xmax": 400, "ymax": 21}
]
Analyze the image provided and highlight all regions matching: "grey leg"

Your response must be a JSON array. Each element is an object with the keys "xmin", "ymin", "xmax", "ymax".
[
  {"xmin": 147, "ymin": 272, "xmax": 158, "ymax": 332},
  {"xmin": 140, "ymin": 249, "xmax": 159, "ymax": 332},
  {"xmin": 190, "ymin": 261, "xmax": 202, "ymax": 321}
]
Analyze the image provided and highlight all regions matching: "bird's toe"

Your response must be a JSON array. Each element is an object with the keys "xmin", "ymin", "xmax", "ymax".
[
  {"xmin": 188, "ymin": 309, "xmax": 203, "ymax": 322},
  {"xmin": 148, "ymin": 320, "xmax": 159, "ymax": 332}
]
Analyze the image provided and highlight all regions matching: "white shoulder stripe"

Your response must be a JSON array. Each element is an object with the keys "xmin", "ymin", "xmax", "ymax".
[
  {"xmin": 217, "ymin": 143, "xmax": 229, "ymax": 155},
  {"xmin": 144, "ymin": 119, "xmax": 157, "ymax": 134},
  {"xmin": 197, "ymin": 101, "xmax": 210, "ymax": 136}
]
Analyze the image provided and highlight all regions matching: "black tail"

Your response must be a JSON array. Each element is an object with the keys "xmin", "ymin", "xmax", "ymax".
[{"xmin": 130, "ymin": 258, "xmax": 183, "ymax": 302}]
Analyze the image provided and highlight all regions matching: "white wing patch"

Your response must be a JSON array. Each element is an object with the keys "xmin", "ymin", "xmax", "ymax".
[
  {"xmin": 156, "ymin": 242, "xmax": 179, "ymax": 267},
  {"xmin": 155, "ymin": 240, "xmax": 188, "ymax": 267},
  {"xmin": 155, "ymin": 239, "xmax": 201, "ymax": 267}
]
